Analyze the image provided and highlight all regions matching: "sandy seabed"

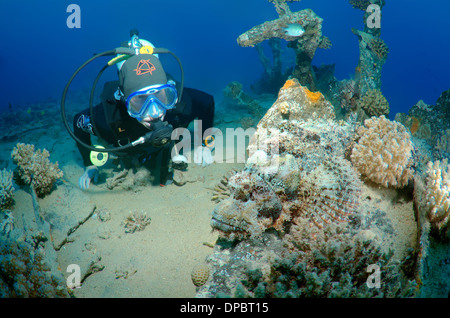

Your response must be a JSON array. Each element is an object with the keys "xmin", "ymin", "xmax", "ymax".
[
  {"xmin": 0, "ymin": 96, "xmax": 422, "ymax": 297},
  {"xmin": 0, "ymin": 119, "xmax": 246, "ymax": 297}
]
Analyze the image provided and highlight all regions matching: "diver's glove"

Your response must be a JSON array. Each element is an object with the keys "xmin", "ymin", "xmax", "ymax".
[
  {"xmin": 172, "ymin": 154, "xmax": 188, "ymax": 170},
  {"xmin": 193, "ymin": 146, "xmax": 213, "ymax": 167},
  {"xmin": 79, "ymin": 165, "xmax": 99, "ymax": 190},
  {"xmin": 143, "ymin": 121, "xmax": 173, "ymax": 147}
]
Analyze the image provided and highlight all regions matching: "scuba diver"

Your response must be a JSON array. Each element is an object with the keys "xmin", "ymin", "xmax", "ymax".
[{"xmin": 69, "ymin": 31, "xmax": 215, "ymax": 190}]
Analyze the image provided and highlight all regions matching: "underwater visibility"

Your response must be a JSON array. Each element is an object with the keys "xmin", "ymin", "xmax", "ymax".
[{"xmin": 0, "ymin": 0, "xmax": 449, "ymax": 301}]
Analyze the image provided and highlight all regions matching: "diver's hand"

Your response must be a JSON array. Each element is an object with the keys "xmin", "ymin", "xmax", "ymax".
[
  {"xmin": 172, "ymin": 154, "xmax": 188, "ymax": 170},
  {"xmin": 193, "ymin": 146, "xmax": 213, "ymax": 167},
  {"xmin": 79, "ymin": 165, "xmax": 99, "ymax": 190}
]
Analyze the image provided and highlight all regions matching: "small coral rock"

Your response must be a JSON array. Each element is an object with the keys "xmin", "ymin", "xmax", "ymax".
[
  {"xmin": 191, "ymin": 263, "xmax": 210, "ymax": 287},
  {"xmin": 122, "ymin": 210, "xmax": 151, "ymax": 234}
]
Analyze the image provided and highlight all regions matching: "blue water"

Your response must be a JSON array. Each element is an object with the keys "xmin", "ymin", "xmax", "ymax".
[{"xmin": 1, "ymin": 0, "xmax": 449, "ymax": 118}]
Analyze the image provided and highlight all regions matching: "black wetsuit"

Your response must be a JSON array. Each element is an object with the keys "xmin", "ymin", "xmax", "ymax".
[{"xmin": 73, "ymin": 80, "xmax": 214, "ymax": 185}]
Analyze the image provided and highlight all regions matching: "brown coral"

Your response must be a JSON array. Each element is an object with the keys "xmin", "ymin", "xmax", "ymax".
[
  {"xmin": 349, "ymin": 0, "xmax": 371, "ymax": 10},
  {"xmin": 424, "ymin": 159, "xmax": 450, "ymax": 232},
  {"xmin": 357, "ymin": 89, "xmax": 389, "ymax": 117},
  {"xmin": 351, "ymin": 116, "xmax": 414, "ymax": 188},
  {"xmin": 191, "ymin": 263, "xmax": 211, "ymax": 287},
  {"xmin": 436, "ymin": 129, "xmax": 450, "ymax": 154},
  {"xmin": 11, "ymin": 143, "xmax": 63, "ymax": 197},
  {"xmin": 318, "ymin": 36, "xmax": 332, "ymax": 49},
  {"xmin": 122, "ymin": 210, "xmax": 151, "ymax": 234},
  {"xmin": 0, "ymin": 169, "xmax": 15, "ymax": 209},
  {"xmin": 370, "ymin": 37, "xmax": 389, "ymax": 60},
  {"xmin": 0, "ymin": 239, "xmax": 69, "ymax": 297}
]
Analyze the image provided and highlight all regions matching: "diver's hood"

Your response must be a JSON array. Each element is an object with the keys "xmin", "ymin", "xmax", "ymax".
[{"xmin": 118, "ymin": 54, "xmax": 168, "ymax": 99}]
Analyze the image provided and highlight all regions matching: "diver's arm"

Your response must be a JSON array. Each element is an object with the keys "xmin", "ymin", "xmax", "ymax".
[{"xmin": 79, "ymin": 165, "xmax": 99, "ymax": 190}]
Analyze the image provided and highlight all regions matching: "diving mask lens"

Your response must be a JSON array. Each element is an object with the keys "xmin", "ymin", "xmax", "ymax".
[{"xmin": 126, "ymin": 83, "xmax": 178, "ymax": 119}]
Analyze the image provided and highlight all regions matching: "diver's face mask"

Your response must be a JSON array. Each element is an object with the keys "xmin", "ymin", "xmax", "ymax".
[{"xmin": 126, "ymin": 80, "xmax": 177, "ymax": 121}]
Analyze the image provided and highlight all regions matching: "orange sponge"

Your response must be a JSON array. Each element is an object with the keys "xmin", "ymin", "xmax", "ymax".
[
  {"xmin": 282, "ymin": 79, "xmax": 297, "ymax": 90},
  {"xmin": 303, "ymin": 87, "xmax": 322, "ymax": 103}
]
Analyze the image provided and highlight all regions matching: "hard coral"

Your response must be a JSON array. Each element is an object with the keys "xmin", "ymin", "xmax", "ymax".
[
  {"xmin": 11, "ymin": 143, "xmax": 63, "ymax": 197},
  {"xmin": 436, "ymin": 129, "xmax": 450, "ymax": 154},
  {"xmin": 370, "ymin": 37, "xmax": 389, "ymax": 60},
  {"xmin": 318, "ymin": 36, "xmax": 332, "ymax": 49},
  {"xmin": 424, "ymin": 159, "xmax": 450, "ymax": 232},
  {"xmin": 122, "ymin": 210, "xmax": 151, "ymax": 234},
  {"xmin": 0, "ymin": 169, "xmax": 15, "ymax": 209},
  {"xmin": 0, "ymin": 239, "xmax": 68, "ymax": 297},
  {"xmin": 357, "ymin": 89, "xmax": 390, "ymax": 117},
  {"xmin": 278, "ymin": 101, "xmax": 290, "ymax": 115},
  {"xmin": 349, "ymin": 0, "xmax": 371, "ymax": 10},
  {"xmin": 236, "ymin": 220, "xmax": 416, "ymax": 298},
  {"xmin": 0, "ymin": 210, "xmax": 14, "ymax": 237},
  {"xmin": 191, "ymin": 263, "xmax": 211, "ymax": 287},
  {"xmin": 351, "ymin": 116, "xmax": 414, "ymax": 188}
]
